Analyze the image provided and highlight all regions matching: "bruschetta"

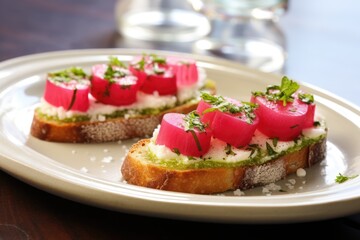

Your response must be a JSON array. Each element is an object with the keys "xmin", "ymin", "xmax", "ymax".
[
  {"xmin": 30, "ymin": 54, "xmax": 216, "ymax": 143},
  {"xmin": 121, "ymin": 76, "xmax": 327, "ymax": 194}
]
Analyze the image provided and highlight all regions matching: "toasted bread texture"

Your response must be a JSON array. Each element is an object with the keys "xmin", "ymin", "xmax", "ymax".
[
  {"xmin": 30, "ymin": 101, "xmax": 200, "ymax": 143},
  {"xmin": 121, "ymin": 138, "xmax": 327, "ymax": 194}
]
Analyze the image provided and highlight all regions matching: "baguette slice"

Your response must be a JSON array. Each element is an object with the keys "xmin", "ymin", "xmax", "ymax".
[
  {"xmin": 30, "ymin": 82, "xmax": 216, "ymax": 143},
  {"xmin": 31, "ymin": 100, "xmax": 201, "ymax": 143},
  {"xmin": 121, "ymin": 137, "xmax": 327, "ymax": 194}
]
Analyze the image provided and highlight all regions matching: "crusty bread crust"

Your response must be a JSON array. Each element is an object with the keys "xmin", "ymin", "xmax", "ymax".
[
  {"xmin": 30, "ymin": 101, "xmax": 199, "ymax": 143},
  {"xmin": 121, "ymin": 138, "xmax": 327, "ymax": 194}
]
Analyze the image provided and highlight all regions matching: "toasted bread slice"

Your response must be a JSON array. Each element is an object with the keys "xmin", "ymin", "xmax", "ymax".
[
  {"xmin": 121, "ymin": 136, "xmax": 327, "ymax": 194},
  {"xmin": 31, "ymin": 100, "xmax": 201, "ymax": 143}
]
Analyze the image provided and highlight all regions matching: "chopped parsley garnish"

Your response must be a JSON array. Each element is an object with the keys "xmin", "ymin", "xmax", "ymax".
[
  {"xmin": 149, "ymin": 53, "xmax": 166, "ymax": 64},
  {"xmin": 153, "ymin": 63, "xmax": 165, "ymax": 75},
  {"xmin": 133, "ymin": 55, "xmax": 147, "ymax": 71},
  {"xmin": 298, "ymin": 93, "xmax": 314, "ymax": 104},
  {"xmin": 266, "ymin": 142, "xmax": 277, "ymax": 156},
  {"xmin": 48, "ymin": 67, "xmax": 88, "ymax": 83},
  {"xmin": 109, "ymin": 56, "xmax": 126, "ymax": 68},
  {"xmin": 200, "ymin": 92, "xmax": 258, "ymax": 123},
  {"xmin": 104, "ymin": 56, "xmax": 129, "ymax": 83},
  {"xmin": 272, "ymin": 137, "xmax": 278, "ymax": 147},
  {"xmin": 183, "ymin": 111, "xmax": 206, "ymax": 132},
  {"xmin": 225, "ymin": 144, "xmax": 236, "ymax": 156},
  {"xmin": 246, "ymin": 144, "xmax": 260, "ymax": 158},
  {"xmin": 172, "ymin": 148, "xmax": 181, "ymax": 156},
  {"xmin": 104, "ymin": 66, "xmax": 127, "ymax": 83},
  {"xmin": 132, "ymin": 53, "xmax": 167, "ymax": 74},
  {"xmin": 252, "ymin": 76, "xmax": 300, "ymax": 106},
  {"xmin": 183, "ymin": 111, "xmax": 207, "ymax": 152},
  {"xmin": 313, "ymin": 121, "xmax": 321, "ymax": 127},
  {"xmin": 335, "ymin": 173, "xmax": 358, "ymax": 183},
  {"xmin": 67, "ymin": 88, "xmax": 77, "ymax": 111}
]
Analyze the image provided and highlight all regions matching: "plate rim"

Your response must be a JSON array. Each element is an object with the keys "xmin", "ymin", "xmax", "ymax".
[{"xmin": 0, "ymin": 48, "xmax": 359, "ymax": 223}]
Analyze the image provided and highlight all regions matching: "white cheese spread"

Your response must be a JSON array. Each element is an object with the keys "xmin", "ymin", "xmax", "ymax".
[{"xmin": 148, "ymin": 120, "xmax": 327, "ymax": 165}]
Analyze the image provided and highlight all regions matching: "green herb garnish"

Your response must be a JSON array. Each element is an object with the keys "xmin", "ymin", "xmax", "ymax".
[
  {"xmin": 272, "ymin": 137, "xmax": 278, "ymax": 147},
  {"xmin": 104, "ymin": 66, "xmax": 127, "ymax": 83},
  {"xmin": 149, "ymin": 54, "xmax": 166, "ymax": 64},
  {"xmin": 183, "ymin": 111, "xmax": 206, "ymax": 132},
  {"xmin": 109, "ymin": 56, "xmax": 126, "ymax": 68},
  {"xmin": 298, "ymin": 93, "xmax": 314, "ymax": 104},
  {"xmin": 252, "ymin": 76, "xmax": 300, "ymax": 106},
  {"xmin": 313, "ymin": 121, "xmax": 321, "ymax": 127},
  {"xmin": 335, "ymin": 173, "xmax": 358, "ymax": 183},
  {"xmin": 183, "ymin": 111, "xmax": 207, "ymax": 152},
  {"xmin": 246, "ymin": 144, "xmax": 260, "ymax": 158},
  {"xmin": 67, "ymin": 88, "xmax": 77, "ymax": 111},
  {"xmin": 131, "ymin": 54, "xmax": 147, "ymax": 71},
  {"xmin": 200, "ymin": 92, "xmax": 258, "ymax": 123},
  {"xmin": 225, "ymin": 144, "xmax": 236, "ymax": 156},
  {"xmin": 48, "ymin": 67, "xmax": 87, "ymax": 83},
  {"xmin": 153, "ymin": 63, "xmax": 165, "ymax": 75},
  {"xmin": 172, "ymin": 148, "xmax": 181, "ymax": 156},
  {"xmin": 266, "ymin": 142, "xmax": 277, "ymax": 156}
]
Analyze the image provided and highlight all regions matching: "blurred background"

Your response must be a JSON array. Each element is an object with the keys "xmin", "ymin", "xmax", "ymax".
[{"xmin": 0, "ymin": 0, "xmax": 359, "ymax": 106}]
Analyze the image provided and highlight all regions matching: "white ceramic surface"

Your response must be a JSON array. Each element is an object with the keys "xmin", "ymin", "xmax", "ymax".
[{"xmin": 0, "ymin": 49, "xmax": 359, "ymax": 223}]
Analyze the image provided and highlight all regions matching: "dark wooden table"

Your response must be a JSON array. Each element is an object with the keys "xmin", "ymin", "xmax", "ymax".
[{"xmin": 0, "ymin": 0, "xmax": 359, "ymax": 239}]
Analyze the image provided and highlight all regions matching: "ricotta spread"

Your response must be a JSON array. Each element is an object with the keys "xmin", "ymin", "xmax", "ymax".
[{"xmin": 148, "ymin": 120, "xmax": 327, "ymax": 166}]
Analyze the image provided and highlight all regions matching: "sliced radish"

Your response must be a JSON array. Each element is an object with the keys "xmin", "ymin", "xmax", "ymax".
[
  {"xmin": 198, "ymin": 93, "xmax": 259, "ymax": 147},
  {"xmin": 251, "ymin": 95, "xmax": 308, "ymax": 141},
  {"xmin": 196, "ymin": 100, "xmax": 215, "ymax": 127},
  {"xmin": 297, "ymin": 90, "xmax": 316, "ymax": 128},
  {"xmin": 44, "ymin": 67, "xmax": 90, "ymax": 112},
  {"xmin": 156, "ymin": 112, "xmax": 212, "ymax": 157},
  {"xmin": 303, "ymin": 103, "xmax": 316, "ymax": 128},
  {"xmin": 167, "ymin": 56, "xmax": 198, "ymax": 86},
  {"xmin": 211, "ymin": 106, "xmax": 259, "ymax": 148},
  {"xmin": 250, "ymin": 76, "xmax": 316, "ymax": 141},
  {"xmin": 129, "ymin": 65, "xmax": 147, "ymax": 87},
  {"xmin": 141, "ymin": 72, "xmax": 177, "ymax": 95},
  {"xmin": 196, "ymin": 93, "xmax": 246, "ymax": 127},
  {"xmin": 129, "ymin": 55, "xmax": 147, "ymax": 87},
  {"xmin": 129, "ymin": 54, "xmax": 177, "ymax": 95},
  {"xmin": 90, "ymin": 64, "xmax": 139, "ymax": 106}
]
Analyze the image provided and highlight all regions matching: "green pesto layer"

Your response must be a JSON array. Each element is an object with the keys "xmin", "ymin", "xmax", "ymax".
[
  {"xmin": 36, "ymin": 103, "xmax": 182, "ymax": 124},
  {"xmin": 145, "ymin": 134, "xmax": 326, "ymax": 170}
]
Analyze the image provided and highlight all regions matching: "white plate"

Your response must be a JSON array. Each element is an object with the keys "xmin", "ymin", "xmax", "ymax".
[{"xmin": 0, "ymin": 49, "xmax": 359, "ymax": 224}]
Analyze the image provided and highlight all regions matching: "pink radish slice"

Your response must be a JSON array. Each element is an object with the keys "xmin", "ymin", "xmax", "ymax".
[
  {"xmin": 251, "ymin": 94, "xmax": 308, "ymax": 141},
  {"xmin": 196, "ymin": 100, "xmax": 216, "ymax": 127},
  {"xmin": 211, "ymin": 111, "xmax": 259, "ymax": 147},
  {"xmin": 140, "ymin": 71, "xmax": 177, "ymax": 95},
  {"xmin": 129, "ymin": 55, "xmax": 148, "ymax": 87},
  {"xmin": 156, "ymin": 113, "xmax": 212, "ymax": 157},
  {"xmin": 91, "ymin": 64, "xmax": 139, "ymax": 106},
  {"xmin": 129, "ymin": 65, "xmax": 147, "ymax": 87},
  {"xmin": 167, "ymin": 56, "xmax": 198, "ymax": 86},
  {"xmin": 196, "ymin": 96, "xmax": 244, "ymax": 128},
  {"xmin": 303, "ymin": 103, "xmax": 316, "ymax": 128},
  {"xmin": 130, "ymin": 55, "xmax": 177, "ymax": 95},
  {"xmin": 44, "ymin": 68, "xmax": 90, "ymax": 112}
]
